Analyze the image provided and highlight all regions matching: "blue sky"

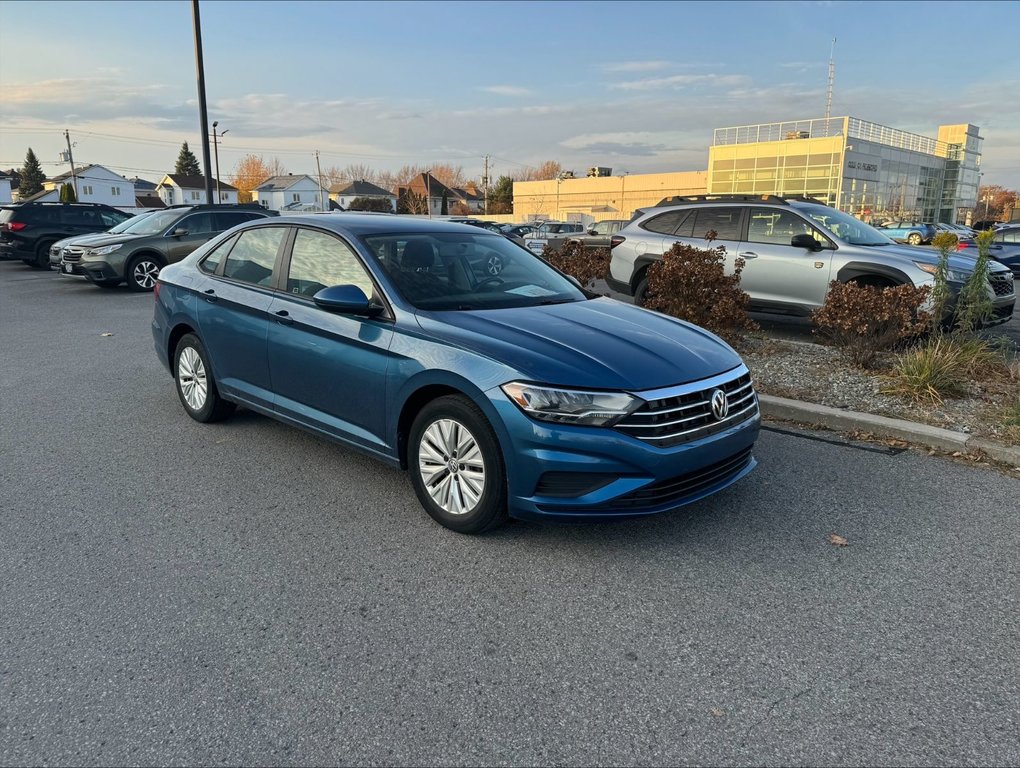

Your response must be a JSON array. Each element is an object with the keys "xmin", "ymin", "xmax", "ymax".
[{"xmin": 1, "ymin": 0, "xmax": 1018, "ymax": 187}]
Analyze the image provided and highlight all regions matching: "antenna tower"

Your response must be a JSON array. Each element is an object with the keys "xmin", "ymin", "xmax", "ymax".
[{"xmin": 825, "ymin": 37, "xmax": 836, "ymax": 120}]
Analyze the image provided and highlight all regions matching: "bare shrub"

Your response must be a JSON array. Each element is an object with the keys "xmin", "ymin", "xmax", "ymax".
[{"xmin": 811, "ymin": 281, "xmax": 931, "ymax": 368}]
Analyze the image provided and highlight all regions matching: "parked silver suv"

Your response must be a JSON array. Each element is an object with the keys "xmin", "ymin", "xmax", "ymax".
[{"xmin": 606, "ymin": 195, "xmax": 1015, "ymax": 325}]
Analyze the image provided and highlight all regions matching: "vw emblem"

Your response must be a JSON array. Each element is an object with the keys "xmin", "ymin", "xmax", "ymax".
[{"xmin": 710, "ymin": 389, "xmax": 729, "ymax": 420}]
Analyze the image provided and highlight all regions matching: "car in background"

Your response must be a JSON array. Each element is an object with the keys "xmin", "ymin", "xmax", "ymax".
[
  {"xmin": 971, "ymin": 220, "xmax": 1004, "ymax": 231},
  {"xmin": 606, "ymin": 195, "xmax": 1014, "ymax": 326},
  {"xmin": 50, "ymin": 210, "xmax": 158, "ymax": 268},
  {"xmin": 0, "ymin": 202, "xmax": 133, "ymax": 268},
  {"xmin": 153, "ymin": 215, "xmax": 760, "ymax": 533},
  {"xmin": 873, "ymin": 220, "xmax": 936, "ymax": 245},
  {"xmin": 69, "ymin": 204, "xmax": 275, "ymax": 291},
  {"xmin": 934, "ymin": 222, "xmax": 976, "ymax": 240},
  {"xmin": 956, "ymin": 224, "xmax": 1020, "ymax": 278},
  {"xmin": 507, "ymin": 224, "xmax": 537, "ymax": 238},
  {"xmin": 523, "ymin": 221, "xmax": 586, "ymax": 254},
  {"xmin": 565, "ymin": 219, "xmax": 628, "ymax": 250}
]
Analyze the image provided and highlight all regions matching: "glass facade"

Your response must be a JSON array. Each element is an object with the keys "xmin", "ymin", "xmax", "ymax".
[{"xmin": 709, "ymin": 117, "xmax": 982, "ymax": 224}]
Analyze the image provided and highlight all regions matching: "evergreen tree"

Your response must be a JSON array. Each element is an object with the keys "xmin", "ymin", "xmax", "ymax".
[
  {"xmin": 19, "ymin": 148, "xmax": 46, "ymax": 197},
  {"xmin": 489, "ymin": 175, "xmax": 514, "ymax": 214},
  {"xmin": 175, "ymin": 142, "xmax": 201, "ymax": 176},
  {"xmin": 440, "ymin": 189, "xmax": 449, "ymax": 215},
  {"xmin": 59, "ymin": 182, "xmax": 77, "ymax": 202}
]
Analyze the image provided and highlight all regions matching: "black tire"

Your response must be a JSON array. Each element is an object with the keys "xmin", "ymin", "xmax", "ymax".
[
  {"xmin": 634, "ymin": 275, "xmax": 650, "ymax": 307},
  {"xmin": 907, "ymin": 233, "xmax": 922, "ymax": 245},
  {"xmin": 126, "ymin": 254, "xmax": 163, "ymax": 292},
  {"xmin": 173, "ymin": 333, "xmax": 235, "ymax": 423},
  {"xmin": 408, "ymin": 395, "xmax": 508, "ymax": 534},
  {"xmin": 32, "ymin": 241, "xmax": 55, "ymax": 270}
]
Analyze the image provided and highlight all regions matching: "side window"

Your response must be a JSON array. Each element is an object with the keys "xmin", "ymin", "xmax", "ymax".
[
  {"xmin": 176, "ymin": 212, "xmax": 216, "ymax": 234},
  {"xmin": 223, "ymin": 227, "xmax": 286, "ymax": 286},
  {"xmin": 692, "ymin": 207, "xmax": 742, "ymax": 240},
  {"xmin": 62, "ymin": 208, "xmax": 95, "ymax": 226},
  {"xmin": 641, "ymin": 210, "xmax": 689, "ymax": 235},
  {"xmin": 214, "ymin": 211, "xmax": 251, "ymax": 231},
  {"xmin": 199, "ymin": 234, "xmax": 238, "ymax": 275},
  {"xmin": 1001, "ymin": 230, "xmax": 1020, "ymax": 244},
  {"xmin": 286, "ymin": 229, "xmax": 375, "ymax": 299},
  {"xmin": 746, "ymin": 207, "xmax": 814, "ymax": 245}
]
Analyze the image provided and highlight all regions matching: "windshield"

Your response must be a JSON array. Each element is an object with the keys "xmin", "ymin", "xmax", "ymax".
[
  {"xmin": 110, "ymin": 211, "xmax": 157, "ymax": 234},
  {"xmin": 796, "ymin": 203, "xmax": 894, "ymax": 246},
  {"xmin": 124, "ymin": 209, "xmax": 186, "ymax": 236},
  {"xmin": 363, "ymin": 232, "xmax": 587, "ymax": 311}
]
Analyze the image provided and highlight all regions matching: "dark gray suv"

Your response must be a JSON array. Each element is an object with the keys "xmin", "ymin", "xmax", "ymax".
[
  {"xmin": 63, "ymin": 205, "xmax": 275, "ymax": 291},
  {"xmin": 606, "ymin": 195, "xmax": 1015, "ymax": 325}
]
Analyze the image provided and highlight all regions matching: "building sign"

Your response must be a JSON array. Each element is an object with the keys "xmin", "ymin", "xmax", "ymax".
[{"xmin": 844, "ymin": 151, "xmax": 881, "ymax": 182}]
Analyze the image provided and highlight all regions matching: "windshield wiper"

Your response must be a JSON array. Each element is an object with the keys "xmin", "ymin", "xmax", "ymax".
[{"xmin": 537, "ymin": 298, "xmax": 577, "ymax": 306}]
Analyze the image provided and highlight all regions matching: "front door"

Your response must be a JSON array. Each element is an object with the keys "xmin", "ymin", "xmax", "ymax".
[
  {"xmin": 267, "ymin": 227, "xmax": 395, "ymax": 454},
  {"xmin": 164, "ymin": 212, "xmax": 219, "ymax": 264}
]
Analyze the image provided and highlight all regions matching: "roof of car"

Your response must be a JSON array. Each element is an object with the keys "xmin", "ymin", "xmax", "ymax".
[{"xmin": 268, "ymin": 213, "xmax": 501, "ymax": 237}]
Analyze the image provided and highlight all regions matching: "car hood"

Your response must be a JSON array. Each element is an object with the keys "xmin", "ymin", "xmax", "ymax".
[
  {"xmin": 865, "ymin": 243, "xmax": 1006, "ymax": 273},
  {"xmin": 414, "ymin": 297, "xmax": 743, "ymax": 391},
  {"xmin": 79, "ymin": 233, "xmax": 150, "ymax": 248},
  {"xmin": 54, "ymin": 232, "xmax": 122, "ymax": 249}
]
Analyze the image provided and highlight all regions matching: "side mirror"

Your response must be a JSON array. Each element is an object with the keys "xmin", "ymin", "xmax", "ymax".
[
  {"xmin": 171, "ymin": 227, "xmax": 189, "ymax": 237},
  {"xmin": 587, "ymin": 229, "xmax": 597, "ymax": 235},
  {"xmin": 791, "ymin": 233, "xmax": 822, "ymax": 251},
  {"xmin": 313, "ymin": 284, "xmax": 383, "ymax": 317}
]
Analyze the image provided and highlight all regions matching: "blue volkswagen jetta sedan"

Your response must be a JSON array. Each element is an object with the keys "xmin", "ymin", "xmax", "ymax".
[{"xmin": 152, "ymin": 214, "xmax": 760, "ymax": 533}]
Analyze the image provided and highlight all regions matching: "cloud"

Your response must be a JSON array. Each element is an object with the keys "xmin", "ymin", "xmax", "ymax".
[
  {"xmin": 610, "ymin": 74, "xmax": 750, "ymax": 91},
  {"xmin": 478, "ymin": 85, "xmax": 532, "ymax": 96},
  {"xmin": 602, "ymin": 61, "xmax": 671, "ymax": 73}
]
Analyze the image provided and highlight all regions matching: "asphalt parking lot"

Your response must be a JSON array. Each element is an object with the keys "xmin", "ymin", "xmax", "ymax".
[{"xmin": 1, "ymin": 261, "xmax": 1018, "ymax": 766}]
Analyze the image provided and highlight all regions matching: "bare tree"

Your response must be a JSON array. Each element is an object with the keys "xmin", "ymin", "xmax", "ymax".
[
  {"xmin": 429, "ymin": 163, "xmax": 466, "ymax": 190},
  {"xmin": 267, "ymin": 156, "xmax": 288, "ymax": 178},
  {"xmin": 397, "ymin": 188, "xmax": 429, "ymax": 215},
  {"xmin": 515, "ymin": 160, "xmax": 562, "ymax": 182}
]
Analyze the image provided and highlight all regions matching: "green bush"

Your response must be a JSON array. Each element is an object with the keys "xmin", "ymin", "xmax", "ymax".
[
  {"xmin": 955, "ymin": 229, "xmax": 996, "ymax": 333},
  {"xmin": 347, "ymin": 196, "xmax": 393, "ymax": 213},
  {"xmin": 881, "ymin": 335, "xmax": 970, "ymax": 405}
]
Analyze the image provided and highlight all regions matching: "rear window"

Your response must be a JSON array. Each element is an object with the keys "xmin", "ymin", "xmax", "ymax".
[
  {"xmin": 0, "ymin": 208, "xmax": 16, "ymax": 224},
  {"xmin": 691, "ymin": 207, "xmax": 742, "ymax": 241}
]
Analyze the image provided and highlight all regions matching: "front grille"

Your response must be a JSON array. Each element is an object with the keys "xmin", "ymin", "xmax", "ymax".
[
  {"xmin": 62, "ymin": 246, "xmax": 87, "ymax": 263},
  {"xmin": 547, "ymin": 447, "xmax": 753, "ymax": 513},
  {"xmin": 534, "ymin": 472, "xmax": 615, "ymax": 498},
  {"xmin": 989, "ymin": 272, "xmax": 1014, "ymax": 298},
  {"xmin": 614, "ymin": 367, "xmax": 758, "ymax": 448}
]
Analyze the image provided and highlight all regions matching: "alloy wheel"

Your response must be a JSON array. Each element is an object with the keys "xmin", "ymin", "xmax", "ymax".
[
  {"xmin": 486, "ymin": 255, "xmax": 504, "ymax": 276},
  {"xmin": 417, "ymin": 418, "xmax": 486, "ymax": 515},
  {"xmin": 178, "ymin": 346, "xmax": 208, "ymax": 411},
  {"xmin": 133, "ymin": 260, "xmax": 160, "ymax": 289}
]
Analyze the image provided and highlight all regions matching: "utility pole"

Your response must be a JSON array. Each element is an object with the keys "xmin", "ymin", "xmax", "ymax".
[
  {"xmin": 64, "ymin": 129, "xmax": 78, "ymax": 198},
  {"xmin": 191, "ymin": 0, "xmax": 214, "ymax": 204},
  {"xmin": 824, "ymin": 37, "xmax": 836, "ymax": 122},
  {"xmin": 211, "ymin": 122, "xmax": 228, "ymax": 204},
  {"xmin": 426, "ymin": 170, "xmax": 432, "ymax": 219},
  {"xmin": 482, "ymin": 154, "xmax": 490, "ymax": 215},
  {"xmin": 315, "ymin": 150, "xmax": 325, "ymax": 211}
]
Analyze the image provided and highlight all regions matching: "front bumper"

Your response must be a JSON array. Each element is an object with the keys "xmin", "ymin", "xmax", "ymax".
[
  {"xmin": 487, "ymin": 382, "xmax": 761, "ymax": 523},
  {"xmin": 77, "ymin": 259, "xmax": 119, "ymax": 282}
]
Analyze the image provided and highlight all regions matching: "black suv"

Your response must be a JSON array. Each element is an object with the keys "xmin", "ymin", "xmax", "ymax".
[
  {"xmin": 67, "ymin": 204, "xmax": 276, "ymax": 291},
  {"xmin": 0, "ymin": 202, "xmax": 133, "ymax": 268}
]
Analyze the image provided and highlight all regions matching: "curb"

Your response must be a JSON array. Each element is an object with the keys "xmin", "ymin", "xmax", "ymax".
[{"xmin": 758, "ymin": 394, "xmax": 1020, "ymax": 466}]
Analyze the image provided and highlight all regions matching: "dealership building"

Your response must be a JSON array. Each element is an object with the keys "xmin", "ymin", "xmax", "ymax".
[{"xmin": 707, "ymin": 117, "xmax": 981, "ymax": 224}]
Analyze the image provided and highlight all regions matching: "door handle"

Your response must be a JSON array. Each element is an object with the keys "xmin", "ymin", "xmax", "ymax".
[
  {"xmin": 738, "ymin": 252, "xmax": 759, "ymax": 259},
  {"xmin": 274, "ymin": 309, "xmax": 294, "ymax": 325},
  {"xmin": 203, "ymin": 288, "xmax": 218, "ymax": 303}
]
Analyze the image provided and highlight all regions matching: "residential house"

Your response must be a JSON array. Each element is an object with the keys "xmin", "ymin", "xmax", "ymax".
[
  {"xmin": 2, "ymin": 169, "xmax": 22, "ymax": 201},
  {"xmin": 329, "ymin": 179, "xmax": 397, "ymax": 211},
  {"xmin": 397, "ymin": 172, "xmax": 457, "ymax": 216},
  {"xmin": 449, "ymin": 181, "xmax": 485, "ymax": 214},
  {"xmin": 40, "ymin": 164, "xmax": 135, "ymax": 206},
  {"xmin": 134, "ymin": 195, "xmax": 167, "ymax": 210},
  {"xmin": 0, "ymin": 173, "xmax": 12, "ymax": 204},
  {"xmin": 255, "ymin": 174, "xmax": 329, "ymax": 212},
  {"xmin": 156, "ymin": 174, "xmax": 238, "ymax": 206}
]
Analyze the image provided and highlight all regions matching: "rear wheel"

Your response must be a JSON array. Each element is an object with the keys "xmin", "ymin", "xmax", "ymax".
[
  {"xmin": 907, "ymin": 233, "xmax": 922, "ymax": 245},
  {"xmin": 634, "ymin": 273, "xmax": 651, "ymax": 307},
  {"xmin": 32, "ymin": 241, "xmax": 55, "ymax": 269},
  {"xmin": 173, "ymin": 333, "xmax": 235, "ymax": 423},
  {"xmin": 126, "ymin": 254, "xmax": 162, "ymax": 292},
  {"xmin": 408, "ymin": 395, "xmax": 507, "ymax": 534}
]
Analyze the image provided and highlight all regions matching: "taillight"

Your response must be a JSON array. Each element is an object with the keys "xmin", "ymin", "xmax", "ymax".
[
  {"xmin": 956, "ymin": 242, "xmax": 969, "ymax": 251},
  {"xmin": 5, "ymin": 221, "xmax": 27, "ymax": 232},
  {"xmin": 610, "ymin": 235, "xmax": 626, "ymax": 249}
]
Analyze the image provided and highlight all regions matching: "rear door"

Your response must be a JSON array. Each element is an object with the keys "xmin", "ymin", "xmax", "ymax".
[
  {"xmin": 197, "ymin": 225, "xmax": 289, "ymax": 409},
  {"xmin": 267, "ymin": 227, "xmax": 395, "ymax": 454}
]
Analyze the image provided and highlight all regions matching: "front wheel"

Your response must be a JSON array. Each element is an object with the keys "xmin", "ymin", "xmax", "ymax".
[
  {"xmin": 907, "ymin": 233, "xmax": 922, "ymax": 245},
  {"xmin": 173, "ymin": 333, "xmax": 235, "ymax": 423},
  {"xmin": 127, "ymin": 254, "xmax": 162, "ymax": 292},
  {"xmin": 408, "ymin": 395, "xmax": 508, "ymax": 534}
]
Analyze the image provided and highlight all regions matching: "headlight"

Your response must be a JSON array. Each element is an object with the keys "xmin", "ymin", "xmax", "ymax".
[
  {"xmin": 913, "ymin": 261, "xmax": 969, "ymax": 283},
  {"xmin": 501, "ymin": 382, "xmax": 642, "ymax": 426},
  {"xmin": 88, "ymin": 244, "xmax": 123, "ymax": 256}
]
